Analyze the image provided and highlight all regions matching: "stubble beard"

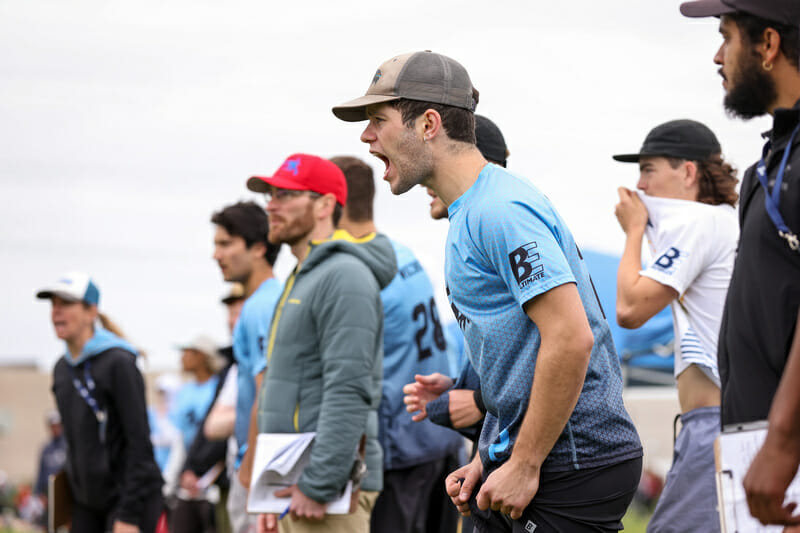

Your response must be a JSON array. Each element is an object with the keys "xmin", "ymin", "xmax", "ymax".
[
  {"xmin": 268, "ymin": 204, "xmax": 316, "ymax": 247},
  {"xmin": 390, "ymin": 129, "xmax": 435, "ymax": 195},
  {"xmin": 724, "ymin": 49, "xmax": 778, "ymax": 120}
]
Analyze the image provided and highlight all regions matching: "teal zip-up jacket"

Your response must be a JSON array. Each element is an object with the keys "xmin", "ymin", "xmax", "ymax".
[{"xmin": 257, "ymin": 230, "xmax": 397, "ymax": 503}]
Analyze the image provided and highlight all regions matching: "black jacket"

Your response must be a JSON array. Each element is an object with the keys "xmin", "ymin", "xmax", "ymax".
[{"xmin": 52, "ymin": 347, "xmax": 162, "ymax": 524}]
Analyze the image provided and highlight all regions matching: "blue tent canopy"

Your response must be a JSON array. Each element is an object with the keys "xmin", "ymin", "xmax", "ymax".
[{"xmin": 581, "ymin": 249, "xmax": 674, "ymax": 377}]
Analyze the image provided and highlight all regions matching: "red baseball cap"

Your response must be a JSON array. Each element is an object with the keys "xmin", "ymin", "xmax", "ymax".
[{"xmin": 247, "ymin": 154, "xmax": 348, "ymax": 206}]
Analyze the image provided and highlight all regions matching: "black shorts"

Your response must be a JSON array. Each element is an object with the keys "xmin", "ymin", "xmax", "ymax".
[
  {"xmin": 371, "ymin": 456, "xmax": 460, "ymax": 533},
  {"xmin": 71, "ymin": 492, "xmax": 163, "ymax": 533},
  {"xmin": 468, "ymin": 456, "xmax": 642, "ymax": 533}
]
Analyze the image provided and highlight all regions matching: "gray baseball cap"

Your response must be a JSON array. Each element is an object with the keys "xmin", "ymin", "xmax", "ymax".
[
  {"xmin": 680, "ymin": 0, "xmax": 800, "ymax": 26},
  {"xmin": 332, "ymin": 51, "xmax": 478, "ymax": 122}
]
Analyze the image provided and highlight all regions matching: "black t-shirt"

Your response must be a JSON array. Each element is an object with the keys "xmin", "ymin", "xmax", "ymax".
[{"xmin": 719, "ymin": 102, "xmax": 800, "ymax": 427}]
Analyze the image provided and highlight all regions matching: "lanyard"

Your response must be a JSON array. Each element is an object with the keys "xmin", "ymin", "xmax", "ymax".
[
  {"xmin": 69, "ymin": 361, "xmax": 107, "ymax": 443},
  {"xmin": 756, "ymin": 122, "xmax": 800, "ymax": 252}
]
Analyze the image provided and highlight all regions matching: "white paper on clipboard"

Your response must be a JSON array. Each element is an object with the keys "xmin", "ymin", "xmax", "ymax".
[
  {"xmin": 246, "ymin": 432, "xmax": 352, "ymax": 515},
  {"xmin": 715, "ymin": 421, "xmax": 800, "ymax": 532}
]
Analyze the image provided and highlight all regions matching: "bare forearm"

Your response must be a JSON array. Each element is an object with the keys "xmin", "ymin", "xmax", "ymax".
[
  {"xmin": 616, "ymin": 230, "xmax": 676, "ymax": 329},
  {"xmin": 616, "ymin": 229, "xmax": 645, "ymax": 321},
  {"xmin": 239, "ymin": 371, "xmax": 264, "ymax": 486},
  {"xmin": 742, "ymin": 312, "xmax": 800, "ymax": 525}
]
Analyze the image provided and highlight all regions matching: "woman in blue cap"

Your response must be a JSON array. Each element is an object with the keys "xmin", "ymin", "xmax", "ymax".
[{"xmin": 37, "ymin": 272, "xmax": 163, "ymax": 533}]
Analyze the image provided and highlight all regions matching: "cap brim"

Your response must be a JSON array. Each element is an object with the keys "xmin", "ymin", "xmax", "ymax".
[
  {"xmin": 247, "ymin": 176, "xmax": 270, "ymax": 193},
  {"xmin": 174, "ymin": 343, "xmax": 216, "ymax": 356},
  {"xmin": 246, "ymin": 174, "xmax": 314, "ymax": 193},
  {"xmin": 679, "ymin": 0, "xmax": 736, "ymax": 18},
  {"xmin": 332, "ymin": 94, "xmax": 402, "ymax": 122},
  {"xmin": 35, "ymin": 289, "xmax": 82, "ymax": 302},
  {"xmin": 612, "ymin": 153, "xmax": 642, "ymax": 163}
]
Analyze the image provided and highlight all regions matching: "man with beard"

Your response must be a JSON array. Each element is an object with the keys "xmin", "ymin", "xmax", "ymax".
[
  {"xmin": 246, "ymin": 154, "xmax": 395, "ymax": 533},
  {"xmin": 332, "ymin": 51, "xmax": 643, "ymax": 532},
  {"xmin": 680, "ymin": 0, "xmax": 800, "ymax": 527},
  {"xmin": 211, "ymin": 202, "xmax": 282, "ymax": 533}
]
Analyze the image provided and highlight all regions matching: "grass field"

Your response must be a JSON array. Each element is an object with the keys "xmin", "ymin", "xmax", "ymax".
[{"xmin": 622, "ymin": 506, "xmax": 652, "ymax": 532}]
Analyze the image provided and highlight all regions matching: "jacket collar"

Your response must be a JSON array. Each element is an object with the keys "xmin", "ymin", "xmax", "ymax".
[
  {"xmin": 741, "ymin": 99, "xmax": 800, "ymax": 221},
  {"xmin": 763, "ymin": 98, "xmax": 800, "ymax": 154}
]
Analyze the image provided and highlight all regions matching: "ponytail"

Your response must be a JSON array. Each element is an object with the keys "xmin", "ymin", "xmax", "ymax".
[{"xmin": 97, "ymin": 312, "xmax": 148, "ymax": 360}]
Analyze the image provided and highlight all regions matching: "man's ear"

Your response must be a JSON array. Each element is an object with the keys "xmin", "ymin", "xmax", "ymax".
[
  {"xmin": 249, "ymin": 240, "xmax": 267, "ymax": 260},
  {"xmin": 314, "ymin": 193, "xmax": 337, "ymax": 221},
  {"xmin": 419, "ymin": 108, "xmax": 443, "ymax": 141},
  {"xmin": 760, "ymin": 26, "xmax": 782, "ymax": 67},
  {"xmin": 684, "ymin": 160, "xmax": 699, "ymax": 188}
]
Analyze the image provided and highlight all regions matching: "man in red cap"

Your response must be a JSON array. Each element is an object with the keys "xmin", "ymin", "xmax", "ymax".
[
  {"xmin": 246, "ymin": 154, "xmax": 397, "ymax": 533},
  {"xmin": 680, "ymin": 0, "xmax": 800, "ymax": 527}
]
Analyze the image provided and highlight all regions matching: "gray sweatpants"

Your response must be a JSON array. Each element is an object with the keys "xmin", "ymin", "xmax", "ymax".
[{"xmin": 647, "ymin": 406, "xmax": 720, "ymax": 533}]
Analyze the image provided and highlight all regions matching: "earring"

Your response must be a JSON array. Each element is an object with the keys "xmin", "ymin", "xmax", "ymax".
[{"xmin": 763, "ymin": 60, "xmax": 774, "ymax": 71}]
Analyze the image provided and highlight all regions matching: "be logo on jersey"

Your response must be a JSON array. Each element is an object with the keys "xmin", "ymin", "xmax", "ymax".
[
  {"xmin": 509, "ymin": 241, "xmax": 544, "ymax": 289},
  {"xmin": 652, "ymin": 246, "xmax": 687, "ymax": 275}
]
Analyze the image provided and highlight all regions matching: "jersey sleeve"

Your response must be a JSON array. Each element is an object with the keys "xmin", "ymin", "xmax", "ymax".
[
  {"xmin": 641, "ymin": 219, "xmax": 711, "ymax": 295},
  {"xmin": 476, "ymin": 199, "xmax": 576, "ymax": 307},
  {"xmin": 235, "ymin": 302, "xmax": 269, "ymax": 378}
]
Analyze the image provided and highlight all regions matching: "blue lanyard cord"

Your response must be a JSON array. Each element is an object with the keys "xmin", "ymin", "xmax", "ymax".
[
  {"xmin": 68, "ymin": 361, "xmax": 107, "ymax": 443},
  {"xmin": 756, "ymin": 122, "xmax": 800, "ymax": 252}
]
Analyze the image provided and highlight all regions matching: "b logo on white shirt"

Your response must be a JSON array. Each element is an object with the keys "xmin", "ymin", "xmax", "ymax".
[{"xmin": 653, "ymin": 246, "xmax": 686, "ymax": 274}]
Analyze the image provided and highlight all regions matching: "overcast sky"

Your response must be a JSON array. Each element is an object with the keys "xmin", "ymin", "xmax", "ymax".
[{"xmin": 0, "ymin": 1, "xmax": 773, "ymax": 371}]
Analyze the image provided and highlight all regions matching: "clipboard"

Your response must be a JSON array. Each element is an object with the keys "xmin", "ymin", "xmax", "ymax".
[
  {"xmin": 48, "ymin": 470, "xmax": 71, "ymax": 533},
  {"xmin": 246, "ymin": 432, "xmax": 352, "ymax": 515},
  {"xmin": 715, "ymin": 420, "xmax": 800, "ymax": 532}
]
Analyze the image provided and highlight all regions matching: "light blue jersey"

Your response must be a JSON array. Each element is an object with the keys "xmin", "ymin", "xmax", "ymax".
[
  {"xmin": 169, "ymin": 377, "xmax": 219, "ymax": 450},
  {"xmin": 445, "ymin": 164, "xmax": 641, "ymax": 474},
  {"xmin": 232, "ymin": 277, "xmax": 281, "ymax": 463},
  {"xmin": 379, "ymin": 239, "xmax": 463, "ymax": 470}
]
